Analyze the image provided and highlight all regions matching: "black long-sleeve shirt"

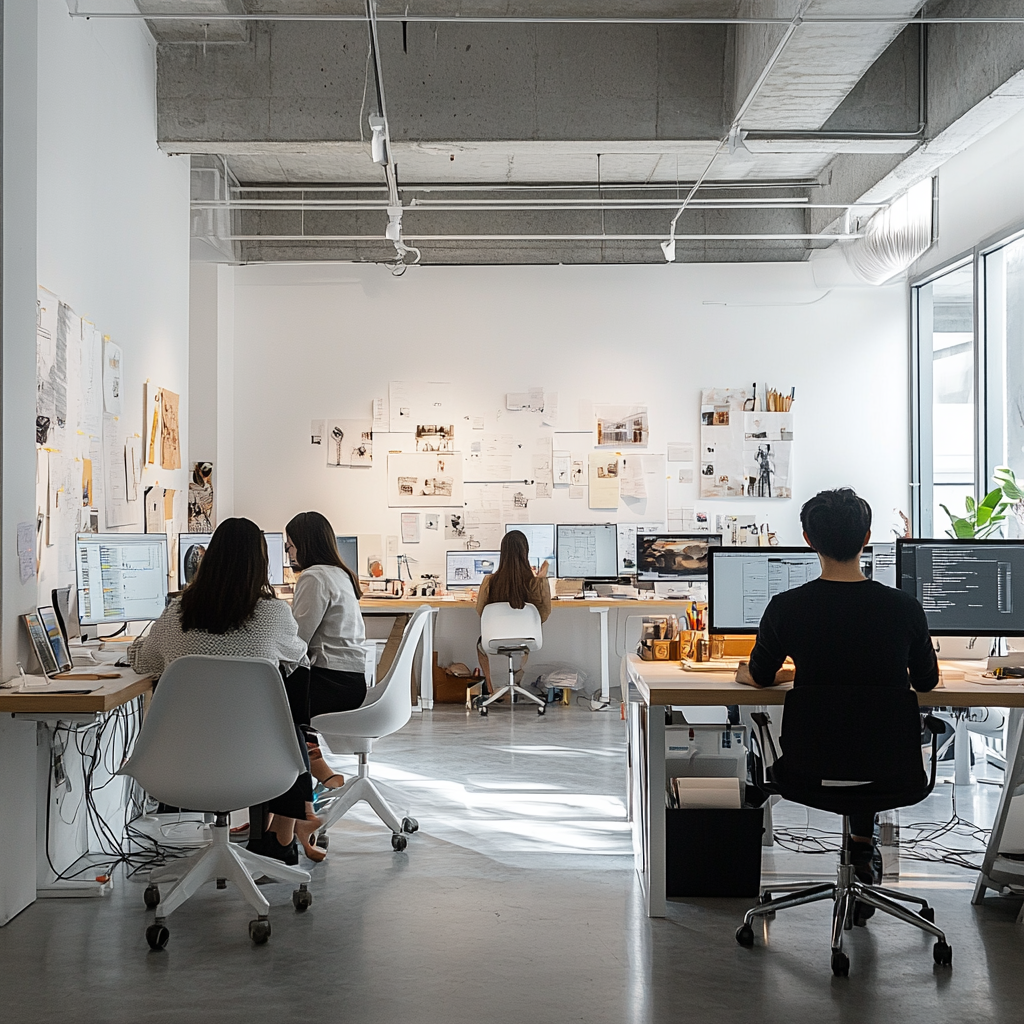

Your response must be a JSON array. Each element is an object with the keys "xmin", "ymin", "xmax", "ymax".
[{"xmin": 748, "ymin": 578, "xmax": 939, "ymax": 692}]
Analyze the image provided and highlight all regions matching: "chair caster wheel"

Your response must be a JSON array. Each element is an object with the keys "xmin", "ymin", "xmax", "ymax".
[
  {"xmin": 314, "ymin": 832, "xmax": 330, "ymax": 850},
  {"xmin": 537, "ymin": 705, "xmax": 546, "ymax": 715},
  {"xmin": 831, "ymin": 951, "xmax": 850, "ymax": 976},
  {"xmin": 480, "ymin": 706, "xmax": 488, "ymax": 716},
  {"xmin": 392, "ymin": 833, "xmax": 408, "ymax": 852},
  {"xmin": 249, "ymin": 918, "xmax": 271, "ymax": 944},
  {"xmin": 402, "ymin": 817, "xmax": 418, "ymax": 834},
  {"xmin": 292, "ymin": 885, "xmax": 313, "ymax": 912},
  {"xmin": 921, "ymin": 906, "xmax": 935, "ymax": 923},
  {"xmin": 735, "ymin": 924, "xmax": 754, "ymax": 947},
  {"xmin": 933, "ymin": 941, "xmax": 952, "ymax": 967},
  {"xmin": 144, "ymin": 885, "xmax": 160, "ymax": 910},
  {"xmin": 146, "ymin": 923, "xmax": 169, "ymax": 950}
]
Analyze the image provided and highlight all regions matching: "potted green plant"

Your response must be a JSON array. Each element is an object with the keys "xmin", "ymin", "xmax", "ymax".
[{"xmin": 939, "ymin": 487, "xmax": 1009, "ymax": 539}]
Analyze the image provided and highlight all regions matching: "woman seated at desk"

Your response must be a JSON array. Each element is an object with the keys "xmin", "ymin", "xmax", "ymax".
[
  {"xmin": 285, "ymin": 511, "xmax": 367, "ymax": 803},
  {"xmin": 128, "ymin": 517, "xmax": 319, "ymax": 866},
  {"xmin": 476, "ymin": 529, "xmax": 551, "ymax": 695}
]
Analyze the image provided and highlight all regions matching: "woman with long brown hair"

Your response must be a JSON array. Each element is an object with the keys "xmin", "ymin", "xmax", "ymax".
[
  {"xmin": 284, "ymin": 511, "xmax": 369, "ymax": 851},
  {"xmin": 475, "ymin": 529, "xmax": 551, "ymax": 694},
  {"xmin": 128, "ymin": 518, "xmax": 316, "ymax": 865}
]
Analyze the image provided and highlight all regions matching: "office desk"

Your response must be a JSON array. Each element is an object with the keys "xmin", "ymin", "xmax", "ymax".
[
  {"xmin": 624, "ymin": 655, "xmax": 1024, "ymax": 918},
  {"xmin": 360, "ymin": 596, "xmax": 692, "ymax": 708},
  {"xmin": 0, "ymin": 671, "xmax": 155, "ymax": 913}
]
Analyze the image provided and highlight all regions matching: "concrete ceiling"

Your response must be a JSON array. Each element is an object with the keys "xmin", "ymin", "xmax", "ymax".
[{"xmin": 133, "ymin": 1, "xmax": 1024, "ymax": 265}]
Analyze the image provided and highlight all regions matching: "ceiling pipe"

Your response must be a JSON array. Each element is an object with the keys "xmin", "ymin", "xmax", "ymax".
[
  {"xmin": 229, "ymin": 181, "xmax": 826, "ymax": 193},
  {"xmin": 224, "ymin": 233, "xmax": 863, "ymax": 242}
]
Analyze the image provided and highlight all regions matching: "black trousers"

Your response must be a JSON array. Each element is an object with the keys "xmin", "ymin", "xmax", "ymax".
[
  {"xmin": 284, "ymin": 664, "xmax": 368, "ymax": 735},
  {"xmin": 849, "ymin": 813, "xmax": 876, "ymax": 840}
]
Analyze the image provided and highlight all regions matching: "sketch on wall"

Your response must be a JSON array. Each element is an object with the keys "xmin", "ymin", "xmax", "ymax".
[
  {"xmin": 415, "ymin": 423, "xmax": 455, "ymax": 452},
  {"xmin": 188, "ymin": 461, "xmax": 214, "ymax": 532},
  {"xmin": 388, "ymin": 452, "xmax": 464, "ymax": 507},
  {"xmin": 326, "ymin": 420, "xmax": 373, "ymax": 467}
]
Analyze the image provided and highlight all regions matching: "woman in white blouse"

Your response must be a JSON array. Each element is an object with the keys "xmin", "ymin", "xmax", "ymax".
[
  {"xmin": 129, "ymin": 518, "xmax": 318, "ymax": 866},
  {"xmin": 285, "ymin": 511, "xmax": 368, "ymax": 802}
]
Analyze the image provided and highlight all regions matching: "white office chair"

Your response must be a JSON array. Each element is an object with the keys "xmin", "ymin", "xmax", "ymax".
[
  {"xmin": 119, "ymin": 655, "xmax": 313, "ymax": 950},
  {"xmin": 310, "ymin": 605, "xmax": 431, "ymax": 852},
  {"xmin": 478, "ymin": 601, "xmax": 545, "ymax": 716}
]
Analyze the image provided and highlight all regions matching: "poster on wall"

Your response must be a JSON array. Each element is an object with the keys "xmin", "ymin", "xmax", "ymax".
[
  {"xmin": 594, "ymin": 405, "xmax": 649, "ymax": 448},
  {"xmin": 35, "ymin": 289, "xmax": 65, "ymax": 445},
  {"xmin": 699, "ymin": 387, "xmax": 747, "ymax": 498},
  {"xmin": 160, "ymin": 389, "xmax": 181, "ymax": 470},
  {"xmin": 188, "ymin": 461, "xmax": 214, "ymax": 532},
  {"xmin": 326, "ymin": 420, "xmax": 373, "ymax": 466},
  {"xmin": 588, "ymin": 452, "xmax": 620, "ymax": 509},
  {"xmin": 387, "ymin": 452, "xmax": 464, "ymax": 507}
]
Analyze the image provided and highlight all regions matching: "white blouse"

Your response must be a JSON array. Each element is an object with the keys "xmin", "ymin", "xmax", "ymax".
[
  {"xmin": 290, "ymin": 564, "xmax": 367, "ymax": 673},
  {"xmin": 128, "ymin": 597, "xmax": 308, "ymax": 677}
]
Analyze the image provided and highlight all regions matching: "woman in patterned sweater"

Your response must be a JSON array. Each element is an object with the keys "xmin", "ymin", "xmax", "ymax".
[{"xmin": 129, "ymin": 518, "xmax": 318, "ymax": 864}]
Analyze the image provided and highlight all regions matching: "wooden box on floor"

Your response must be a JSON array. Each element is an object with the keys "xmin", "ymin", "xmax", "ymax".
[
  {"xmin": 665, "ymin": 807, "xmax": 765, "ymax": 898},
  {"xmin": 432, "ymin": 653, "xmax": 483, "ymax": 703}
]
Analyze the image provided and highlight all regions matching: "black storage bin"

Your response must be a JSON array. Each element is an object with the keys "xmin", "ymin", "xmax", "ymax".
[{"xmin": 665, "ymin": 807, "xmax": 765, "ymax": 898}]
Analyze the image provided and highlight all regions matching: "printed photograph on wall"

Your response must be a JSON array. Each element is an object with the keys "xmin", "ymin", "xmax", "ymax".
[
  {"xmin": 326, "ymin": 420, "xmax": 373, "ymax": 467},
  {"xmin": 699, "ymin": 387, "xmax": 747, "ymax": 498},
  {"xmin": 594, "ymin": 405, "xmax": 649, "ymax": 447},
  {"xmin": 188, "ymin": 461, "xmax": 214, "ymax": 532},
  {"xmin": 388, "ymin": 452, "xmax": 464, "ymax": 507},
  {"xmin": 415, "ymin": 423, "xmax": 455, "ymax": 452}
]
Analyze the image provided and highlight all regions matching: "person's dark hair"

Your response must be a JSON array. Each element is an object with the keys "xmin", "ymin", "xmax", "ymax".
[
  {"xmin": 485, "ymin": 530, "xmax": 535, "ymax": 609},
  {"xmin": 179, "ymin": 517, "xmax": 275, "ymax": 633},
  {"xmin": 286, "ymin": 511, "xmax": 363, "ymax": 600},
  {"xmin": 800, "ymin": 488, "xmax": 872, "ymax": 561}
]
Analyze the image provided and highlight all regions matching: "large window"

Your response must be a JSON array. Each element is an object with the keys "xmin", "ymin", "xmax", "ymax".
[{"xmin": 913, "ymin": 261, "xmax": 977, "ymax": 537}]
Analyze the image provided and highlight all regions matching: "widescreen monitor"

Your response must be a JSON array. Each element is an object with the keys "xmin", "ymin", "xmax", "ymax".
[
  {"xmin": 336, "ymin": 535, "xmax": 359, "ymax": 574},
  {"xmin": 504, "ymin": 523, "xmax": 557, "ymax": 577},
  {"xmin": 76, "ymin": 533, "xmax": 169, "ymax": 626},
  {"xmin": 709, "ymin": 547, "xmax": 821, "ymax": 634},
  {"xmin": 179, "ymin": 531, "xmax": 286, "ymax": 588},
  {"xmin": 637, "ymin": 534, "xmax": 723, "ymax": 582},
  {"xmin": 446, "ymin": 551, "xmax": 500, "ymax": 589},
  {"xmin": 897, "ymin": 538, "xmax": 1024, "ymax": 636}
]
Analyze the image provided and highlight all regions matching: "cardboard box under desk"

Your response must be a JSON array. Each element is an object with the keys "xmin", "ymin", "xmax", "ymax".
[{"xmin": 665, "ymin": 807, "xmax": 765, "ymax": 898}]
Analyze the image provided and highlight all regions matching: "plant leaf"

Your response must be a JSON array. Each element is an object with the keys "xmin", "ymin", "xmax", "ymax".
[{"xmin": 981, "ymin": 488, "xmax": 1004, "ymax": 509}]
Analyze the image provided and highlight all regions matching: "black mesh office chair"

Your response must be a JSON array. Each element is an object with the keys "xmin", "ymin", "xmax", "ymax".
[{"xmin": 737, "ymin": 685, "xmax": 951, "ymax": 977}]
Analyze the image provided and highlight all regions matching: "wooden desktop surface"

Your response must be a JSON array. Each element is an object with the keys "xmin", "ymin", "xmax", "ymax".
[
  {"xmin": 626, "ymin": 655, "xmax": 1024, "ymax": 709},
  {"xmin": 0, "ymin": 670, "xmax": 155, "ymax": 714}
]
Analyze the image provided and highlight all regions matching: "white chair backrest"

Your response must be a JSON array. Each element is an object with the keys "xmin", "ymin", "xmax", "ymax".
[
  {"xmin": 311, "ymin": 605, "xmax": 431, "ymax": 745},
  {"xmin": 120, "ymin": 655, "xmax": 306, "ymax": 813},
  {"xmin": 480, "ymin": 602, "xmax": 543, "ymax": 654}
]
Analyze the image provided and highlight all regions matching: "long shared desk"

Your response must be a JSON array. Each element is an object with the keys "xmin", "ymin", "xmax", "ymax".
[
  {"xmin": 624, "ymin": 655, "xmax": 1024, "ymax": 919},
  {"xmin": 360, "ymin": 595, "xmax": 693, "ymax": 708}
]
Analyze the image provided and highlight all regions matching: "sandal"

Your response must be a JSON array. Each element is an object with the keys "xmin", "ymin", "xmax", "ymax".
[{"xmin": 295, "ymin": 814, "xmax": 327, "ymax": 863}]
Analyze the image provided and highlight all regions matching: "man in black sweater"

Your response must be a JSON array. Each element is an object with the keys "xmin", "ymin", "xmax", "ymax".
[{"xmin": 737, "ymin": 487, "xmax": 938, "ymax": 883}]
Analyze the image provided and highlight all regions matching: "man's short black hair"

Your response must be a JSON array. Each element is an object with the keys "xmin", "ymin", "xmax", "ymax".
[{"xmin": 800, "ymin": 488, "xmax": 872, "ymax": 561}]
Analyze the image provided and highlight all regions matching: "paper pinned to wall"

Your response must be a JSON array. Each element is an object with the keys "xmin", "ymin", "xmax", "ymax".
[
  {"xmin": 79, "ymin": 322, "xmax": 101, "ymax": 437},
  {"xmin": 595, "ymin": 404, "xmax": 648, "ymax": 448},
  {"xmin": 570, "ymin": 457, "xmax": 585, "ymax": 487},
  {"xmin": 104, "ymin": 414, "xmax": 133, "ymax": 527},
  {"xmin": 372, "ymin": 397, "xmax": 387, "ymax": 431},
  {"xmin": 425, "ymin": 513, "xmax": 439, "ymax": 531},
  {"xmin": 620, "ymin": 454, "xmax": 666, "ymax": 520},
  {"xmin": 326, "ymin": 420, "xmax": 373, "ymax": 466},
  {"xmin": 36, "ymin": 289, "xmax": 60, "ymax": 444},
  {"xmin": 310, "ymin": 419, "xmax": 325, "ymax": 445},
  {"xmin": 144, "ymin": 487, "xmax": 163, "ymax": 534},
  {"xmin": 388, "ymin": 452, "xmax": 464, "ymax": 507},
  {"xmin": 160, "ymin": 389, "xmax": 181, "ymax": 469},
  {"xmin": 588, "ymin": 452, "xmax": 620, "ymax": 509},
  {"xmin": 667, "ymin": 442, "xmax": 695, "ymax": 463},
  {"xmin": 125, "ymin": 437, "xmax": 141, "ymax": 502},
  {"xmin": 505, "ymin": 387, "xmax": 545, "ymax": 413},
  {"xmin": 619, "ymin": 455, "xmax": 647, "ymax": 499},
  {"xmin": 401, "ymin": 513, "xmax": 421, "ymax": 544},
  {"xmin": 18, "ymin": 522, "xmax": 36, "ymax": 585},
  {"xmin": 103, "ymin": 338, "xmax": 123, "ymax": 416},
  {"xmin": 553, "ymin": 451, "xmax": 570, "ymax": 486},
  {"xmin": 569, "ymin": 486, "xmax": 585, "ymax": 500},
  {"xmin": 617, "ymin": 522, "xmax": 665, "ymax": 574},
  {"xmin": 541, "ymin": 393, "xmax": 558, "ymax": 426}
]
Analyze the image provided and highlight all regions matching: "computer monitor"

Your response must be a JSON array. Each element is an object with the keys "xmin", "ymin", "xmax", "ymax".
[
  {"xmin": 178, "ymin": 531, "xmax": 285, "ymax": 588},
  {"xmin": 862, "ymin": 542, "xmax": 897, "ymax": 587},
  {"xmin": 636, "ymin": 534, "xmax": 723, "ymax": 582},
  {"xmin": 446, "ymin": 551, "xmax": 501, "ymax": 588},
  {"xmin": 76, "ymin": 533, "xmax": 169, "ymax": 627},
  {"xmin": 504, "ymin": 523, "xmax": 557, "ymax": 577},
  {"xmin": 336, "ymin": 535, "xmax": 359, "ymax": 574},
  {"xmin": 897, "ymin": 538, "xmax": 1024, "ymax": 636},
  {"xmin": 708, "ymin": 547, "xmax": 822, "ymax": 634},
  {"xmin": 555, "ymin": 524, "xmax": 619, "ymax": 580}
]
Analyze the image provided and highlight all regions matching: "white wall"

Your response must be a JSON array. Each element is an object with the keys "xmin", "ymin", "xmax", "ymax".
[
  {"xmin": 226, "ymin": 260, "xmax": 909, "ymax": 674},
  {"xmin": 913, "ymin": 104, "xmax": 1024, "ymax": 276},
  {"xmin": 36, "ymin": 0, "xmax": 191, "ymax": 553}
]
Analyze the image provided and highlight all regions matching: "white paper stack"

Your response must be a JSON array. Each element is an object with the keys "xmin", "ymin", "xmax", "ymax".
[{"xmin": 669, "ymin": 777, "xmax": 741, "ymax": 809}]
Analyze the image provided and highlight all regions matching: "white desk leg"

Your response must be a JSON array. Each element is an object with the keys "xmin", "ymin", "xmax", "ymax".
[
  {"xmin": 645, "ymin": 704, "xmax": 666, "ymax": 917},
  {"xmin": 974, "ymin": 707, "xmax": 1024, "ymax": 905},
  {"xmin": 418, "ymin": 609, "xmax": 435, "ymax": 710},
  {"xmin": 590, "ymin": 606, "xmax": 611, "ymax": 706},
  {"xmin": 954, "ymin": 714, "xmax": 975, "ymax": 787}
]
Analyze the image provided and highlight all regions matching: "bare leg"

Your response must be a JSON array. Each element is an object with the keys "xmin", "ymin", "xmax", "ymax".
[
  {"xmin": 477, "ymin": 642, "xmax": 493, "ymax": 693},
  {"xmin": 294, "ymin": 803, "xmax": 326, "ymax": 862}
]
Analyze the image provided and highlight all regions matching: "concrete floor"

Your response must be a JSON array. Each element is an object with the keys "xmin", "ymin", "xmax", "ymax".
[{"xmin": 2, "ymin": 701, "xmax": 1024, "ymax": 1023}]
